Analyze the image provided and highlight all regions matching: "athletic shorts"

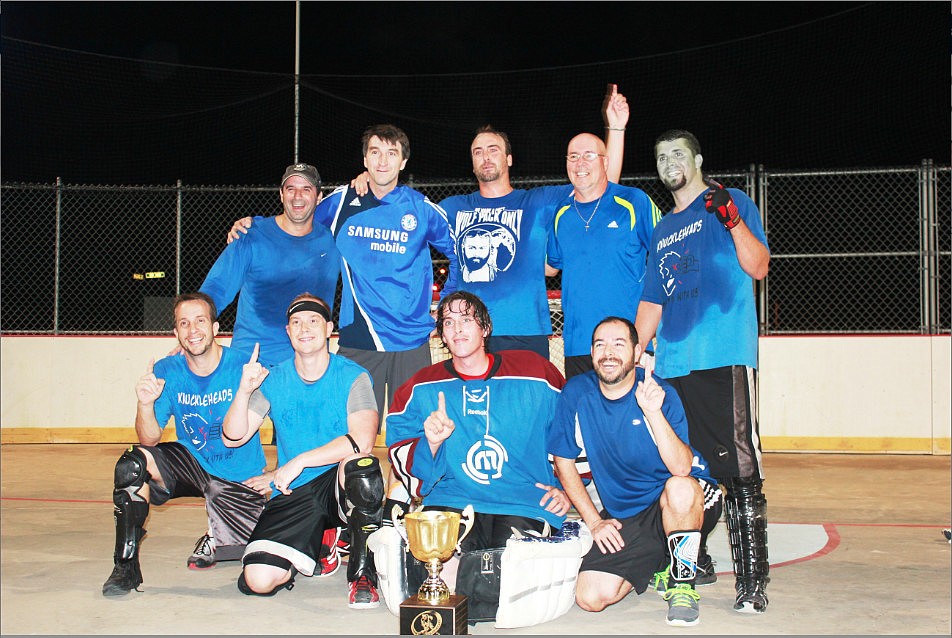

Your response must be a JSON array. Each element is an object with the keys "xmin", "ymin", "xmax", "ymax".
[
  {"xmin": 563, "ymin": 354, "xmax": 593, "ymax": 380},
  {"xmin": 422, "ymin": 506, "xmax": 547, "ymax": 551},
  {"xmin": 667, "ymin": 365, "xmax": 764, "ymax": 481},
  {"xmin": 580, "ymin": 479, "xmax": 723, "ymax": 594},
  {"xmin": 140, "ymin": 441, "xmax": 266, "ymax": 549},
  {"xmin": 337, "ymin": 342, "xmax": 431, "ymax": 424},
  {"xmin": 243, "ymin": 466, "xmax": 344, "ymax": 576}
]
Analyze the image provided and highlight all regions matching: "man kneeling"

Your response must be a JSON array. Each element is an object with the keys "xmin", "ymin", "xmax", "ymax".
[
  {"xmin": 222, "ymin": 293, "xmax": 384, "ymax": 608},
  {"xmin": 548, "ymin": 317, "xmax": 721, "ymax": 627}
]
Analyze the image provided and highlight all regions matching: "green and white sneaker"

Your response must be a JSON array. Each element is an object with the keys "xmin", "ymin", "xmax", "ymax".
[{"xmin": 664, "ymin": 583, "xmax": 701, "ymax": 627}]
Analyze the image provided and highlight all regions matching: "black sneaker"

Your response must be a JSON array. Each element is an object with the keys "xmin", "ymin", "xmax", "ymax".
[
  {"xmin": 734, "ymin": 578, "xmax": 768, "ymax": 614},
  {"xmin": 102, "ymin": 559, "xmax": 143, "ymax": 597},
  {"xmin": 695, "ymin": 553, "xmax": 717, "ymax": 586}
]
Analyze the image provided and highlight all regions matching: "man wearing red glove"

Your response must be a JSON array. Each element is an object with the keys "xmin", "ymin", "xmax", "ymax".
[{"xmin": 635, "ymin": 130, "xmax": 771, "ymax": 614}]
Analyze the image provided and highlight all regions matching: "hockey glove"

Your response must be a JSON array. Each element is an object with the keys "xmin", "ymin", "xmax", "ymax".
[{"xmin": 703, "ymin": 178, "xmax": 741, "ymax": 230}]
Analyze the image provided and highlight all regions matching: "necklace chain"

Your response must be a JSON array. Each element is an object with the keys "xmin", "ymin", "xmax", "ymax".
[{"xmin": 573, "ymin": 195, "xmax": 602, "ymax": 232}]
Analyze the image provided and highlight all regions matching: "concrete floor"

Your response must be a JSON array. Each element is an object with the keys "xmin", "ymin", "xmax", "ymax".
[{"xmin": 1, "ymin": 444, "xmax": 949, "ymax": 635}]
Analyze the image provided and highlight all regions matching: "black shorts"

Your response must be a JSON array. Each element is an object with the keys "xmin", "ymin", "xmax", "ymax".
[
  {"xmin": 422, "ymin": 506, "xmax": 547, "ymax": 551},
  {"xmin": 140, "ymin": 441, "xmax": 266, "ymax": 549},
  {"xmin": 243, "ymin": 467, "xmax": 344, "ymax": 576},
  {"xmin": 485, "ymin": 335, "xmax": 550, "ymax": 360},
  {"xmin": 667, "ymin": 365, "xmax": 764, "ymax": 480},
  {"xmin": 581, "ymin": 480, "xmax": 722, "ymax": 595},
  {"xmin": 564, "ymin": 354, "xmax": 594, "ymax": 380}
]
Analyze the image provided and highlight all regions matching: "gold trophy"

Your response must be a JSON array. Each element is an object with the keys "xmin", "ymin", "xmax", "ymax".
[{"xmin": 396, "ymin": 505, "xmax": 473, "ymax": 635}]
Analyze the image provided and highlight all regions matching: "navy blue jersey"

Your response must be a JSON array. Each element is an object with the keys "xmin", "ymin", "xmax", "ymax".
[
  {"xmin": 316, "ymin": 184, "xmax": 459, "ymax": 351},
  {"xmin": 547, "ymin": 368, "xmax": 715, "ymax": 519}
]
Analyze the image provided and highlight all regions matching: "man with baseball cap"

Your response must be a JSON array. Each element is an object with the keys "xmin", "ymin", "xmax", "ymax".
[{"xmin": 200, "ymin": 163, "xmax": 340, "ymax": 368}]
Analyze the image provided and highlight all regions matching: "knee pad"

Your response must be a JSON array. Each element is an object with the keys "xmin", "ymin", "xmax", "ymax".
[
  {"xmin": 112, "ymin": 447, "xmax": 150, "ymax": 561},
  {"xmin": 344, "ymin": 456, "xmax": 384, "ymax": 520},
  {"xmin": 344, "ymin": 456, "xmax": 384, "ymax": 582},
  {"xmin": 114, "ymin": 447, "xmax": 150, "ymax": 495}
]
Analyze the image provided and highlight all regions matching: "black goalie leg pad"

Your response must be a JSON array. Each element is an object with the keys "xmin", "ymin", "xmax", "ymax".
[
  {"xmin": 725, "ymin": 476, "xmax": 769, "ymax": 612},
  {"xmin": 343, "ymin": 456, "xmax": 384, "ymax": 584},
  {"xmin": 112, "ymin": 447, "xmax": 151, "ymax": 562}
]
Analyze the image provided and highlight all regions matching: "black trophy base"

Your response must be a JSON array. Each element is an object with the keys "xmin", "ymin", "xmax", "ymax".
[{"xmin": 399, "ymin": 593, "xmax": 468, "ymax": 635}]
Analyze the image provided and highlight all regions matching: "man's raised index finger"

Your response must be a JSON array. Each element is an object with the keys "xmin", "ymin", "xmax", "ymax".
[
  {"xmin": 437, "ymin": 391, "xmax": 446, "ymax": 415},
  {"xmin": 249, "ymin": 343, "xmax": 260, "ymax": 363}
]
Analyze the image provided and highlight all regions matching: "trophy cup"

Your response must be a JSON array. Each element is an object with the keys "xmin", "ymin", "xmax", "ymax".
[{"xmin": 395, "ymin": 505, "xmax": 474, "ymax": 635}]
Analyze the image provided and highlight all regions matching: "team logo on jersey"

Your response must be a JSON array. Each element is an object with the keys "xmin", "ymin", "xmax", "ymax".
[
  {"xmin": 461, "ymin": 435, "xmax": 508, "ymax": 485},
  {"xmin": 659, "ymin": 251, "xmax": 700, "ymax": 297},
  {"xmin": 182, "ymin": 413, "xmax": 209, "ymax": 451},
  {"xmin": 457, "ymin": 223, "xmax": 517, "ymax": 283},
  {"xmin": 400, "ymin": 213, "xmax": 418, "ymax": 232},
  {"xmin": 349, "ymin": 197, "xmax": 362, "ymax": 207},
  {"xmin": 607, "ymin": 220, "xmax": 619, "ymax": 228}
]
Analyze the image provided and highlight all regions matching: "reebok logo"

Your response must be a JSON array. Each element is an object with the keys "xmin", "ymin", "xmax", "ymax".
[
  {"xmin": 349, "ymin": 197, "xmax": 361, "ymax": 207},
  {"xmin": 607, "ymin": 220, "xmax": 619, "ymax": 228}
]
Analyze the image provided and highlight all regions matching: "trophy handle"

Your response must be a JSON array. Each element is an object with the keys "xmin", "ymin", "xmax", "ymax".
[{"xmin": 455, "ymin": 504, "xmax": 475, "ymax": 552}]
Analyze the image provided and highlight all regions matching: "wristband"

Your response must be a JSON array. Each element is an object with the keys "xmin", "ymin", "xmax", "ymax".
[{"xmin": 604, "ymin": 126, "xmax": 626, "ymax": 131}]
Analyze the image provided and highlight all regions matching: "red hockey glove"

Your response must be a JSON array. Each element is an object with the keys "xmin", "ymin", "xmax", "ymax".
[{"xmin": 703, "ymin": 178, "xmax": 741, "ymax": 230}]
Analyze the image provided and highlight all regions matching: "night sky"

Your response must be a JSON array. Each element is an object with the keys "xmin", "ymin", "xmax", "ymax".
[{"xmin": 1, "ymin": 1, "xmax": 948, "ymax": 184}]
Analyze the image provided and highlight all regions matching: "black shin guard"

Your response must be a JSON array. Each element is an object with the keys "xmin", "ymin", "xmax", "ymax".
[
  {"xmin": 112, "ymin": 447, "xmax": 151, "ymax": 562},
  {"xmin": 725, "ymin": 476, "xmax": 769, "ymax": 607},
  {"xmin": 343, "ymin": 456, "xmax": 384, "ymax": 583}
]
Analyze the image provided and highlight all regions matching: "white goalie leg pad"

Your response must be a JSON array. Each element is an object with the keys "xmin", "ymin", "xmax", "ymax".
[
  {"xmin": 366, "ymin": 526, "xmax": 410, "ymax": 616},
  {"xmin": 494, "ymin": 522, "xmax": 593, "ymax": 629}
]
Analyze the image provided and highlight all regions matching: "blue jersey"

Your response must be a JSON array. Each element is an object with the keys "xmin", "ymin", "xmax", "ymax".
[
  {"xmin": 546, "ymin": 182, "xmax": 661, "ymax": 356},
  {"xmin": 315, "ymin": 184, "xmax": 459, "ymax": 352},
  {"xmin": 640, "ymin": 188, "xmax": 769, "ymax": 379},
  {"xmin": 386, "ymin": 350, "xmax": 567, "ymax": 528},
  {"xmin": 152, "ymin": 346, "xmax": 266, "ymax": 483},
  {"xmin": 439, "ymin": 185, "xmax": 572, "ymax": 337},
  {"xmin": 200, "ymin": 216, "xmax": 340, "ymax": 367},
  {"xmin": 547, "ymin": 369, "xmax": 715, "ymax": 519},
  {"xmin": 258, "ymin": 354, "xmax": 375, "ymax": 496}
]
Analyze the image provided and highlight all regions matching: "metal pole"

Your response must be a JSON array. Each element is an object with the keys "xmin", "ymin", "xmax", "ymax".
[
  {"xmin": 53, "ymin": 177, "xmax": 62, "ymax": 334},
  {"xmin": 176, "ymin": 179, "xmax": 183, "ymax": 295},
  {"xmin": 293, "ymin": 0, "xmax": 300, "ymax": 163}
]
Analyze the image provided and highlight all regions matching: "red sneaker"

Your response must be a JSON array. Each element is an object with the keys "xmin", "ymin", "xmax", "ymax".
[
  {"xmin": 348, "ymin": 575, "xmax": 380, "ymax": 609},
  {"xmin": 318, "ymin": 527, "xmax": 341, "ymax": 577}
]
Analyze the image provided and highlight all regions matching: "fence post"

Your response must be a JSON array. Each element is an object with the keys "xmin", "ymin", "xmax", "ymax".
[
  {"xmin": 919, "ymin": 159, "xmax": 937, "ymax": 334},
  {"xmin": 756, "ymin": 164, "xmax": 769, "ymax": 335},
  {"xmin": 176, "ymin": 179, "xmax": 183, "ymax": 296},
  {"xmin": 53, "ymin": 177, "xmax": 62, "ymax": 334}
]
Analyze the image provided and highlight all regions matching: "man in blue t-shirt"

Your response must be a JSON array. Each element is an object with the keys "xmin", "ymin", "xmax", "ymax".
[
  {"xmin": 102, "ymin": 292, "xmax": 271, "ymax": 597},
  {"xmin": 636, "ymin": 129, "xmax": 771, "ymax": 614},
  {"xmin": 548, "ymin": 316, "xmax": 721, "ymax": 627},
  {"xmin": 546, "ymin": 131, "xmax": 663, "ymax": 379},
  {"xmin": 201, "ymin": 163, "xmax": 340, "ymax": 368}
]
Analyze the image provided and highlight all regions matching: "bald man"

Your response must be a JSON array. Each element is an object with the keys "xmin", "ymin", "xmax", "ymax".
[{"xmin": 546, "ymin": 133, "xmax": 663, "ymax": 379}]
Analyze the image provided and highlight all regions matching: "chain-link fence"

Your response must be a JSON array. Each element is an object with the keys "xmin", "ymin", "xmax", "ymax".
[{"xmin": 2, "ymin": 163, "xmax": 948, "ymax": 343}]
